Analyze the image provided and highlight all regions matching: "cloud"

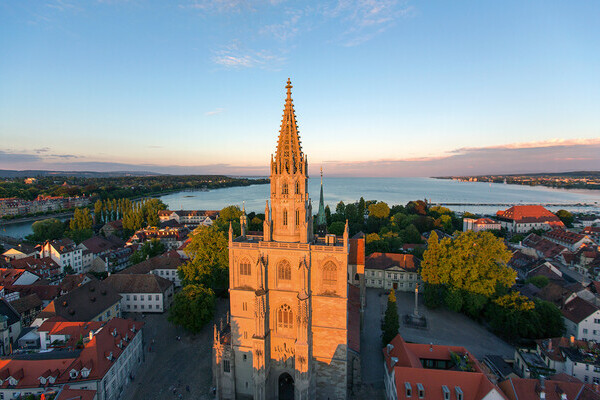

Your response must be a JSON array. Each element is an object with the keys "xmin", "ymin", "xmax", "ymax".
[
  {"xmin": 212, "ymin": 43, "xmax": 286, "ymax": 70},
  {"xmin": 323, "ymin": 0, "xmax": 413, "ymax": 46},
  {"xmin": 259, "ymin": 10, "xmax": 303, "ymax": 41},
  {"xmin": 0, "ymin": 149, "xmax": 78, "ymax": 164},
  {"xmin": 315, "ymin": 138, "xmax": 600, "ymax": 177},
  {"xmin": 34, "ymin": 147, "xmax": 51, "ymax": 154},
  {"xmin": 205, "ymin": 108, "xmax": 225, "ymax": 116},
  {"xmin": 180, "ymin": 0, "xmax": 254, "ymax": 13}
]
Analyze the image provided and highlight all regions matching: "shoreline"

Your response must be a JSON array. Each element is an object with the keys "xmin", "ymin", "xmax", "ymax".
[{"xmin": 432, "ymin": 177, "xmax": 600, "ymax": 194}]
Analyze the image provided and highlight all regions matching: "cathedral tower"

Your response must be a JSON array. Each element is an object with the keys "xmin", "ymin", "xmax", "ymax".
[
  {"xmin": 213, "ymin": 79, "xmax": 361, "ymax": 400},
  {"xmin": 266, "ymin": 79, "xmax": 313, "ymax": 244}
]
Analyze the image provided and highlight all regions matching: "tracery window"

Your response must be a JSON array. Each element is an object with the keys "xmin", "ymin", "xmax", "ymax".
[
  {"xmin": 282, "ymin": 183, "xmax": 288, "ymax": 195},
  {"xmin": 240, "ymin": 259, "xmax": 251, "ymax": 276},
  {"xmin": 322, "ymin": 262, "xmax": 337, "ymax": 287},
  {"xmin": 295, "ymin": 209, "xmax": 300, "ymax": 226},
  {"xmin": 283, "ymin": 209, "xmax": 288, "ymax": 226},
  {"xmin": 278, "ymin": 260, "xmax": 291, "ymax": 281},
  {"xmin": 277, "ymin": 304, "xmax": 293, "ymax": 329},
  {"xmin": 295, "ymin": 181, "xmax": 300, "ymax": 194}
]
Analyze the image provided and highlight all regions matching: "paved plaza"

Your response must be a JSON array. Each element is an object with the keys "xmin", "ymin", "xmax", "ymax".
[
  {"xmin": 121, "ymin": 298, "xmax": 229, "ymax": 400},
  {"xmin": 360, "ymin": 288, "xmax": 514, "ymax": 386}
]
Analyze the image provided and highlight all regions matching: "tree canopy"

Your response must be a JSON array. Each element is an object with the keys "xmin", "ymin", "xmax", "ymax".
[
  {"xmin": 168, "ymin": 284, "xmax": 216, "ymax": 333},
  {"xmin": 421, "ymin": 231, "xmax": 515, "ymax": 297}
]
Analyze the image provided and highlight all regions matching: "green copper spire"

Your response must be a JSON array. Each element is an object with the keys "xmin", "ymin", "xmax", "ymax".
[{"xmin": 317, "ymin": 167, "xmax": 326, "ymax": 230}]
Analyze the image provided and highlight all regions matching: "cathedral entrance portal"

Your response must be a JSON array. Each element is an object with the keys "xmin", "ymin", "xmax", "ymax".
[{"xmin": 278, "ymin": 372, "xmax": 294, "ymax": 400}]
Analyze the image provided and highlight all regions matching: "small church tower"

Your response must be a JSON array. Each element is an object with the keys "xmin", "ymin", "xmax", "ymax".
[{"xmin": 316, "ymin": 167, "xmax": 327, "ymax": 236}]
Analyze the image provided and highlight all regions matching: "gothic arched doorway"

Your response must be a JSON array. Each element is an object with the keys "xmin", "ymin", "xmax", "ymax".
[{"xmin": 278, "ymin": 372, "xmax": 294, "ymax": 400}]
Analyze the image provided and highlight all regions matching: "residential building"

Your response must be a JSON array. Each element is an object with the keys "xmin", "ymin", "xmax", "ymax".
[
  {"xmin": 499, "ymin": 376, "xmax": 600, "ymax": 400},
  {"xmin": 158, "ymin": 209, "xmax": 218, "ymax": 226},
  {"xmin": 561, "ymin": 297, "xmax": 600, "ymax": 341},
  {"xmin": 383, "ymin": 334, "xmax": 506, "ymax": 400},
  {"xmin": 104, "ymin": 274, "xmax": 174, "ymax": 313},
  {"xmin": 544, "ymin": 229, "xmax": 595, "ymax": 252},
  {"xmin": 10, "ymin": 294, "xmax": 43, "ymax": 327},
  {"xmin": 56, "ymin": 385, "xmax": 97, "ymax": 400},
  {"xmin": 40, "ymin": 238, "xmax": 84, "ymax": 273},
  {"xmin": 0, "ymin": 269, "xmax": 40, "ymax": 292},
  {"xmin": 0, "ymin": 299, "xmax": 21, "ymax": 355},
  {"xmin": 35, "ymin": 280, "xmax": 121, "ymax": 325},
  {"xmin": 37, "ymin": 317, "xmax": 103, "ymax": 350},
  {"xmin": 2, "ymin": 244, "xmax": 37, "ymax": 260},
  {"xmin": 100, "ymin": 220, "xmax": 123, "ymax": 237},
  {"xmin": 463, "ymin": 218, "xmax": 501, "ymax": 232},
  {"xmin": 119, "ymin": 252, "xmax": 183, "ymax": 287},
  {"xmin": 365, "ymin": 252, "xmax": 420, "ymax": 291},
  {"xmin": 496, "ymin": 205, "xmax": 565, "ymax": 233},
  {"xmin": 213, "ymin": 80, "xmax": 361, "ymax": 400},
  {"xmin": 127, "ymin": 226, "xmax": 189, "ymax": 250},
  {"xmin": 0, "ymin": 318, "xmax": 143, "ymax": 400},
  {"xmin": 521, "ymin": 234, "xmax": 568, "ymax": 260},
  {"xmin": 9, "ymin": 256, "xmax": 62, "ymax": 282},
  {"xmin": 582, "ymin": 227, "xmax": 600, "ymax": 243}
]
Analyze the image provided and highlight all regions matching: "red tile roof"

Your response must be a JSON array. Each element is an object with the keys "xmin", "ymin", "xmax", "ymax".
[
  {"xmin": 545, "ymin": 229, "xmax": 588, "ymax": 245},
  {"xmin": 349, "ymin": 236, "xmax": 365, "ymax": 266},
  {"xmin": 366, "ymin": 253, "xmax": 420, "ymax": 271},
  {"xmin": 499, "ymin": 377, "xmax": 597, "ymax": 400},
  {"xmin": 562, "ymin": 297, "xmax": 599, "ymax": 324},
  {"xmin": 56, "ymin": 385, "xmax": 97, "ymax": 400},
  {"xmin": 497, "ymin": 205, "xmax": 565, "ymax": 226}
]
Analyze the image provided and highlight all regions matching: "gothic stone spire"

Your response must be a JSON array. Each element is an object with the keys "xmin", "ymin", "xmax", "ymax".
[{"xmin": 273, "ymin": 78, "xmax": 305, "ymax": 175}]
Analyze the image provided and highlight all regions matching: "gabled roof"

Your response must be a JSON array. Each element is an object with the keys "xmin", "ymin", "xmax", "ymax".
[
  {"xmin": 119, "ymin": 253, "xmax": 183, "ymax": 274},
  {"xmin": 4, "ymin": 284, "xmax": 61, "ymax": 302},
  {"xmin": 0, "ymin": 298, "xmax": 21, "ymax": 326},
  {"xmin": 366, "ymin": 252, "xmax": 420, "ymax": 271},
  {"xmin": 562, "ymin": 297, "xmax": 600, "ymax": 323},
  {"xmin": 46, "ymin": 238, "xmax": 78, "ymax": 254},
  {"xmin": 40, "ymin": 280, "xmax": 121, "ymax": 322},
  {"xmin": 80, "ymin": 236, "xmax": 119, "ymax": 254},
  {"xmin": 498, "ymin": 377, "xmax": 597, "ymax": 400},
  {"xmin": 38, "ymin": 317, "xmax": 103, "ymax": 348},
  {"xmin": 544, "ymin": 229, "xmax": 589, "ymax": 245},
  {"xmin": 104, "ymin": 273, "xmax": 173, "ymax": 294},
  {"xmin": 10, "ymin": 294, "xmax": 43, "ymax": 314},
  {"xmin": 56, "ymin": 385, "xmax": 97, "ymax": 400},
  {"xmin": 496, "ymin": 205, "xmax": 564, "ymax": 226}
]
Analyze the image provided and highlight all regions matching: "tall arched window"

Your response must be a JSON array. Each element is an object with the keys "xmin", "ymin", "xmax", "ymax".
[
  {"xmin": 295, "ymin": 181, "xmax": 300, "ymax": 194},
  {"xmin": 322, "ymin": 262, "xmax": 337, "ymax": 287},
  {"xmin": 277, "ymin": 304, "xmax": 293, "ymax": 329},
  {"xmin": 278, "ymin": 260, "xmax": 291, "ymax": 281},
  {"xmin": 239, "ymin": 259, "xmax": 251, "ymax": 276},
  {"xmin": 282, "ymin": 183, "xmax": 288, "ymax": 195},
  {"xmin": 295, "ymin": 210, "xmax": 300, "ymax": 226},
  {"xmin": 283, "ymin": 209, "xmax": 288, "ymax": 226}
]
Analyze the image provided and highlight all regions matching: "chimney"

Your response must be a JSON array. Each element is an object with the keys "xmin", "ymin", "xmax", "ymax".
[
  {"xmin": 570, "ymin": 336, "xmax": 575, "ymax": 345},
  {"xmin": 561, "ymin": 394, "xmax": 567, "ymax": 400},
  {"xmin": 548, "ymin": 339, "xmax": 552, "ymax": 351}
]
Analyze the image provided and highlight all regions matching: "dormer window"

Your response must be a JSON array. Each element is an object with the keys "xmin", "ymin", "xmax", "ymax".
[
  {"xmin": 107, "ymin": 351, "xmax": 114, "ymax": 361},
  {"xmin": 405, "ymin": 382, "xmax": 412, "ymax": 398},
  {"xmin": 9, "ymin": 377, "xmax": 17, "ymax": 386},
  {"xmin": 455, "ymin": 386, "xmax": 463, "ymax": 400},
  {"xmin": 70, "ymin": 370, "xmax": 78, "ymax": 379},
  {"xmin": 39, "ymin": 377, "xmax": 46, "ymax": 385},
  {"xmin": 418, "ymin": 383, "xmax": 425, "ymax": 398},
  {"xmin": 48, "ymin": 376, "xmax": 55, "ymax": 384},
  {"xmin": 81, "ymin": 369, "xmax": 90, "ymax": 378},
  {"xmin": 442, "ymin": 385, "xmax": 450, "ymax": 400}
]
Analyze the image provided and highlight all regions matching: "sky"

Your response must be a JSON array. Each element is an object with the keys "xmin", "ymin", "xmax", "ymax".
[{"xmin": 1, "ymin": 0, "xmax": 599, "ymax": 177}]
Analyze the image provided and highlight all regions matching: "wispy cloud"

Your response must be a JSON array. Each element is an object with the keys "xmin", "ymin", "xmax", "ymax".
[
  {"xmin": 205, "ymin": 108, "xmax": 225, "ymax": 116},
  {"xmin": 180, "ymin": 0, "xmax": 254, "ymax": 13},
  {"xmin": 212, "ymin": 43, "xmax": 286, "ymax": 70},
  {"xmin": 259, "ymin": 10, "xmax": 303, "ymax": 41},
  {"xmin": 317, "ymin": 138, "xmax": 600, "ymax": 177},
  {"xmin": 323, "ymin": 0, "xmax": 413, "ymax": 46}
]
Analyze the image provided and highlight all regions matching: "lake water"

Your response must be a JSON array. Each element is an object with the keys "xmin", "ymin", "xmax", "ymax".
[{"xmin": 3, "ymin": 178, "xmax": 599, "ymax": 239}]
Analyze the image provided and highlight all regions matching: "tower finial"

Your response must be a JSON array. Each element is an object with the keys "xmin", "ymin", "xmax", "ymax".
[{"xmin": 286, "ymin": 78, "xmax": 292, "ymax": 100}]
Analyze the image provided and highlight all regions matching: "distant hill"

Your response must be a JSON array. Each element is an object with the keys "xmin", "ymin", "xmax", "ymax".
[{"xmin": 0, "ymin": 170, "xmax": 164, "ymax": 178}]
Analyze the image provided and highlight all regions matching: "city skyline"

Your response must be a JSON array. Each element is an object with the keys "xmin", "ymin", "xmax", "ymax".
[{"xmin": 1, "ymin": 0, "xmax": 599, "ymax": 176}]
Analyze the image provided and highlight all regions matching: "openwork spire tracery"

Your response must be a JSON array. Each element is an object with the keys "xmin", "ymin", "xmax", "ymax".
[{"xmin": 273, "ymin": 78, "xmax": 305, "ymax": 175}]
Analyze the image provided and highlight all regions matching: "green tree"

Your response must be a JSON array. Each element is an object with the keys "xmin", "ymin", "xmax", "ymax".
[
  {"xmin": 357, "ymin": 197, "xmax": 366, "ymax": 221},
  {"xmin": 94, "ymin": 199, "xmax": 103, "ymax": 224},
  {"xmin": 168, "ymin": 284, "xmax": 216, "ymax": 333},
  {"xmin": 525, "ymin": 275, "xmax": 550, "ymax": 288},
  {"xmin": 178, "ymin": 225, "xmax": 229, "ymax": 294},
  {"xmin": 401, "ymin": 224, "xmax": 422, "ymax": 244},
  {"xmin": 328, "ymin": 221, "xmax": 345, "ymax": 236},
  {"xmin": 382, "ymin": 290, "xmax": 399, "ymax": 345},
  {"xmin": 29, "ymin": 218, "xmax": 65, "ymax": 242},
  {"xmin": 533, "ymin": 300, "xmax": 565, "ymax": 338},
  {"xmin": 555, "ymin": 210, "xmax": 574, "ymax": 227},
  {"xmin": 129, "ymin": 239, "xmax": 165, "ymax": 264},
  {"xmin": 420, "ymin": 231, "xmax": 514, "ymax": 297}
]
